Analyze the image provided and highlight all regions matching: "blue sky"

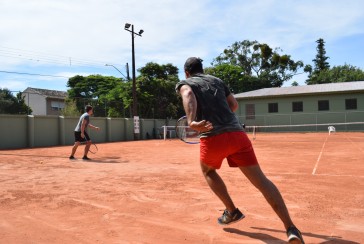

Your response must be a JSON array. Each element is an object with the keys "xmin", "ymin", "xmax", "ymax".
[{"xmin": 1, "ymin": 0, "xmax": 364, "ymax": 93}]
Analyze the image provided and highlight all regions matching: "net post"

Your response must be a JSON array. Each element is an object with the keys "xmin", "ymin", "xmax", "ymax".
[{"xmin": 163, "ymin": 126, "xmax": 167, "ymax": 140}]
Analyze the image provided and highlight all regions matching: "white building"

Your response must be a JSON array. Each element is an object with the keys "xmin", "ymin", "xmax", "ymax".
[{"xmin": 23, "ymin": 87, "xmax": 67, "ymax": 115}]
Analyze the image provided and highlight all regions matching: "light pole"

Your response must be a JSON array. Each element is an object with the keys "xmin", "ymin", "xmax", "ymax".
[
  {"xmin": 125, "ymin": 23, "xmax": 143, "ymax": 140},
  {"xmin": 105, "ymin": 64, "xmax": 129, "ymax": 80}
]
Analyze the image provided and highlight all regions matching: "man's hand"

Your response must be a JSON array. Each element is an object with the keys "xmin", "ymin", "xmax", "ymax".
[{"xmin": 189, "ymin": 120, "xmax": 213, "ymax": 133}]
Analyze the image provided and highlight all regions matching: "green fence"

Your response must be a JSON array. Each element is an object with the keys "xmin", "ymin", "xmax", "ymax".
[{"xmin": 0, "ymin": 115, "xmax": 174, "ymax": 149}]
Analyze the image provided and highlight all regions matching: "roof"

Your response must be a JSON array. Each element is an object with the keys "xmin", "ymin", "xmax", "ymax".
[
  {"xmin": 234, "ymin": 81, "xmax": 364, "ymax": 99},
  {"xmin": 23, "ymin": 87, "xmax": 68, "ymax": 99}
]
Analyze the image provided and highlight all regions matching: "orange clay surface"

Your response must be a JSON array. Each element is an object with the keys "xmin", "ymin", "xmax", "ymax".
[{"xmin": 0, "ymin": 132, "xmax": 363, "ymax": 244}]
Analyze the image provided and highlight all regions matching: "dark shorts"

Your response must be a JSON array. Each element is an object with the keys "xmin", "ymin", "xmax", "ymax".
[
  {"xmin": 200, "ymin": 131, "xmax": 259, "ymax": 169},
  {"xmin": 74, "ymin": 131, "xmax": 90, "ymax": 142}
]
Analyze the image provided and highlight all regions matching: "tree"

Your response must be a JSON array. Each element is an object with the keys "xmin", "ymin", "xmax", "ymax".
[
  {"xmin": 0, "ymin": 89, "xmax": 31, "ymax": 114},
  {"xmin": 137, "ymin": 62, "xmax": 183, "ymax": 118},
  {"xmin": 66, "ymin": 63, "xmax": 184, "ymax": 119},
  {"xmin": 204, "ymin": 64, "xmax": 269, "ymax": 93},
  {"xmin": 308, "ymin": 64, "xmax": 364, "ymax": 84},
  {"xmin": 212, "ymin": 40, "xmax": 304, "ymax": 90},
  {"xmin": 305, "ymin": 38, "xmax": 330, "ymax": 84},
  {"xmin": 61, "ymin": 98, "xmax": 80, "ymax": 117},
  {"xmin": 67, "ymin": 75, "xmax": 124, "ymax": 117},
  {"xmin": 313, "ymin": 38, "xmax": 330, "ymax": 71}
]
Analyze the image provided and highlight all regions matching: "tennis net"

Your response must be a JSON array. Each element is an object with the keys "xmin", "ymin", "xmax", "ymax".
[
  {"xmin": 245, "ymin": 121, "xmax": 364, "ymax": 139},
  {"xmin": 163, "ymin": 121, "xmax": 364, "ymax": 140}
]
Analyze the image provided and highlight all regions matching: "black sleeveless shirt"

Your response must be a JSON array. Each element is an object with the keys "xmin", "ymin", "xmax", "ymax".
[{"xmin": 176, "ymin": 74, "xmax": 243, "ymax": 137}]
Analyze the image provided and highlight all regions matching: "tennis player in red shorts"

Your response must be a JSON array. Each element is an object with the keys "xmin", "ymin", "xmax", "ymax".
[{"xmin": 176, "ymin": 57, "xmax": 304, "ymax": 244}]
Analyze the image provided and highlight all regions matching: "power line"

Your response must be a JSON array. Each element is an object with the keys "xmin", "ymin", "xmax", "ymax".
[
  {"xmin": 0, "ymin": 70, "xmax": 70, "ymax": 78},
  {"xmin": 0, "ymin": 45, "xmax": 126, "ymax": 69}
]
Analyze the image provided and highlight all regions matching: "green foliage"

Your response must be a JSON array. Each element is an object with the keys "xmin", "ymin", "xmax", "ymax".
[
  {"xmin": 313, "ymin": 38, "xmax": 330, "ymax": 71},
  {"xmin": 305, "ymin": 38, "xmax": 331, "ymax": 84},
  {"xmin": 67, "ymin": 75, "xmax": 125, "ymax": 117},
  {"xmin": 204, "ymin": 64, "xmax": 269, "ymax": 93},
  {"xmin": 0, "ymin": 89, "xmax": 31, "ymax": 114},
  {"xmin": 213, "ymin": 40, "xmax": 304, "ymax": 89},
  {"xmin": 61, "ymin": 98, "xmax": 80, "ymax": 117},
  {"xmin": 138, "ymin": 62, "xmax": 183, "ymax": 118},
  {"xmin": 306, "ymin": 64, "xmax": 364, "ymax": 84},
  {"xmin": 66, "ymin": 62, "xmax": 183, "ymax": 119}
]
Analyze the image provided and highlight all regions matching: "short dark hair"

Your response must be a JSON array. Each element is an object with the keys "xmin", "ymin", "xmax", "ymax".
[
  {"xmin": 85, "ymin": 105, "xmax": 93, "ymax": 113},
  {"xmin": 184, "ymin": 57, "xmax": 203, "ymax": 74}
]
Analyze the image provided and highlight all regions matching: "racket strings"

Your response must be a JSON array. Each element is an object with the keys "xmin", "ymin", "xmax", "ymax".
[
  {"xmin": 176, "ymin": 117, "xmax": 200, "ymax": 144},
  {"xmin": 89, "ymin": 144, "xmax": 98, "ymax": 154}
]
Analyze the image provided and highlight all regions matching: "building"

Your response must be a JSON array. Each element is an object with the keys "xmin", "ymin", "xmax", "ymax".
[
  {"xmin": 234, "ymin": 81, "xmax": 364, "ymax": 131},
  {"xmin": 23, "ymin": 87, "xmax": 67, "ymax": 115}
]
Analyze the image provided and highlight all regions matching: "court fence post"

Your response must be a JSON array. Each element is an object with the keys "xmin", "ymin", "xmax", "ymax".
[
  {"xmin": 163, "ymin": 126, "xmax": 167, "ymax": 140},
  {"xmin": 27, "ymin": 115, "xmax": 35, "ymax": 148},
  {"xmin": 59, "ymin": 116, "xmax": 66, "ymax": 145},
  {"xmin": 106, "ymin": 117, "xmax": 112, "ymax": 142}
]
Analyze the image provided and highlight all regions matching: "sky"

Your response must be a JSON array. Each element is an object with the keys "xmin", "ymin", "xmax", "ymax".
[{"xmin": 1, "ymin": 0, "xmax": 364, "ymax": 93}]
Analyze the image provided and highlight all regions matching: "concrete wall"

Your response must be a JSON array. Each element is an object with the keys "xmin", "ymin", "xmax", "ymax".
[
  {"xmin": 0, "ymin": 115, "xmax": 170, "ymax": 150},
  {"xmin": 0, "ymin": 115, "xmax": 28, "ymax": 149}
]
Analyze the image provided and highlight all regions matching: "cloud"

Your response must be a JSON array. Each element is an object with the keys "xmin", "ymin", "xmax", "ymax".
[{"xmin": 0, "ymin": 0, "xmax": 363, "ymax": 90}]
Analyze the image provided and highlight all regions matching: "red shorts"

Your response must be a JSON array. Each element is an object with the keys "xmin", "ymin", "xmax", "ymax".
[{"xmin": 200, "ymin": 131, "xmax": 258, "ymax": 169}]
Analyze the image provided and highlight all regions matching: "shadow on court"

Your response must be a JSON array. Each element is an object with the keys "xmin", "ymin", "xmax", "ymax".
[
  {"xmin": 250, "ymin": 227, "xmax": 360, "ymax": 244},
  {"xmin": 224, "ymin": 228, "xmax": 284, "ymax": 243},
  {"xmin": 0, "ymin": 153, "xmax": 67, "ymax": 158},
  {"xmin": 81, "ymin": 157, "xmax": 129, "ymax": 164},
  {"xmin": 0, "ymin": 153, "xmax": 128, "ymax": 164}
]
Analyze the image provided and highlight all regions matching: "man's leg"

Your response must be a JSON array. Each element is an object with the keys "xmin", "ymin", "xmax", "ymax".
[
  {"xmin": 200, "ymin": 162, "xmax": 236, "ymax": 213},
  {"xmin": 239, "ymin": 164, "xmax": 294, "ymax": 229},
  {"xmin": 70, "ymin": 142, "xmax": 80, "ymax": 157},
  {"xmin": 84, "ymin": 141, "xmax": 91, "ymax": 157}
]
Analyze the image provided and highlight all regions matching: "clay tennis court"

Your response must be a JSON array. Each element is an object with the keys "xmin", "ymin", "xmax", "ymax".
[{"xmin": 0, "ymin": 132, "xmax": 363, "ymax": 243}]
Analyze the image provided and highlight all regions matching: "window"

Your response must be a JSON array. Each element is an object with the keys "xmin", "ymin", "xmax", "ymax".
[
  {"xmin": 51, "ymin": 101, "xmax": 65, "ymax": 111},
  {"xmin": 245, "ymin": 104, "xmax": 255, "ymax": 120},
  {"xmin": 345, "ymin": 98, "xmax": 357, "ymax": 110},
  {"xmin": 268, "ymin": 103, "xmax": 278, "ymax": 113},
  {"xmin": 292, "ymin": 101, "xmax": 303, "ymax": 112},
  {"xmin": 318, "ymin": 100, "xmax": 329, "ymax": 111}
]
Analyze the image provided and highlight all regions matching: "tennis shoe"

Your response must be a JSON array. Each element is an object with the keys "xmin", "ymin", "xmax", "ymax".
[
  {"xmin": 69, "ymin": 155, "xmax": 76, "ymax": 160},
  {"xmin": 82, "ymin": 156, "xmax": 91, "ymax": 160},
  {"xmin": 287, "ymin": 226, "xmax": 305, "ymax": 244},
  {"xmin": 218, "ymin": 208, "xmax": 245, "ymax": 225}
]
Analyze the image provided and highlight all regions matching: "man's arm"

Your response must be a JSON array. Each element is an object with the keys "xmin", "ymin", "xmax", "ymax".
[
  {"xmin": 81, "ymin": 119, "xmax": 87, "ymax": 138},
  {"xmin": 179, "ymin": 84, "xmax": 197, "ymax": 125},
  {"xmin": 179, "ymin": 84, "xmax": 213, "ymax": 132},
  {"xmin": 226, "ymin": 93, "xmax": 238, "ymax": 112},
  {"xmin": 89, "ymin": 124, "xmax": 100, "ymax": 130}
]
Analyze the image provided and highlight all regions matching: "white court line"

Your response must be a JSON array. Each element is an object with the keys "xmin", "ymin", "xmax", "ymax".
[
  {"xmin": 312, "ymin": 136, "xmax": 329, "ymax": 175},
  {"xmin": 317, "ymin": 173, "xmax": 364, "ymax": 178},
  {"xmin": 267, "ymin": 172, "xmax": 364, "ymax": 178}
]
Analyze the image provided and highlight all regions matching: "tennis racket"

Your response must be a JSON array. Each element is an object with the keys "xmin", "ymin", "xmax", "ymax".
[
  {"xmin": 88, "ymin": 142, "xmax": 98, "ymax": 154},
  {"xmin": 82, "ymin": 138, "xmax": 98, "ymax": 154},
  {"xmin": 175, "ymin": 116, "xmax": 200, "ymax": 144}
]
